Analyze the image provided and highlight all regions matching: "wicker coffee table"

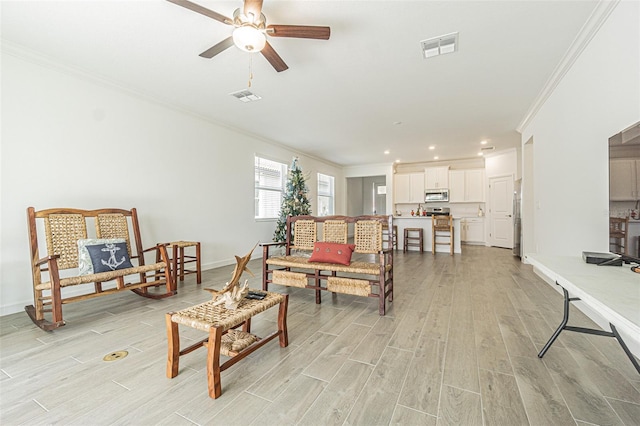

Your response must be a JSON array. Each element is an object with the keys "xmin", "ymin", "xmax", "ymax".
[{"xmin": 165, "ymin": 291, "xmax": 288, "ymax": 398}]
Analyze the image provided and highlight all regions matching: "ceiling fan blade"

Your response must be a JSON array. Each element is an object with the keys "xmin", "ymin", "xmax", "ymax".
[
  {"xmin": 243, "ymin": 0, "xmax": 263, "ymax": 21},
  {"xmin": 166, "ymin": 0, "xmax": 232, "ymax": 25},
  {"xmin": 267, "ymin": 25, "xmax": 330, "ymax": 40},
  {"xmin": 261, "ymin": 42, "xmax": 288, "ymax": 72},
  {"xmin": 199, "ymin": 36, "xmax": 234, "ymax": 58}
]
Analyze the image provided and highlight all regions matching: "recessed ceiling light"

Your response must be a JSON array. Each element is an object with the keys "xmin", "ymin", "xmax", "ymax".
[
  {"xmin": 434, "ymin": 156, "xmax": 439, "ymax": 160},
  {"xmin": 384, "ymin": 150, "xmax": 390, "ymax": 155},
  {"xmin": 478, "ymin": 152, "xmax": 484, "ymax": 156},
  {"xmin": 480, "ymin": 140, "xmax": 488, "ymax": 145},
  {"xmin": 395, "ymin": 159, "xmax": 401, "ymax": 163},
  {"xmin": 428, "ymin": 146, "xmax": 435, "ymax": 150}
]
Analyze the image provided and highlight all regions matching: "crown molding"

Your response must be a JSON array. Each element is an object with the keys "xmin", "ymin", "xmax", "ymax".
[
  {"xmin": 517, "ymin": 0, "xmax": 620, "ymax": 133},
  {"xmin": 0, "ymin": 39, "xmax": 343, "ymax": 170}
]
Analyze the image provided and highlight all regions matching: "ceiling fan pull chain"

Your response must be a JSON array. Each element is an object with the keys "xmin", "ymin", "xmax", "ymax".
[{"xmin": 248, "ymin": 55, "xmax": 254, "ymax": 88}]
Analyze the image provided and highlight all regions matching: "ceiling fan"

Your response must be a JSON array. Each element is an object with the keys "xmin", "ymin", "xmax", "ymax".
[{"xmin": 167, "ymin": 0, "xmax": 331, "ymax": 72}]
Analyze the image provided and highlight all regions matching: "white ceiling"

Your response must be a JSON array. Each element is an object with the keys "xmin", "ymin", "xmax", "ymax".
[{"xmin": 1, "ymin": 0, "xmax": 600, "ymax": 166}]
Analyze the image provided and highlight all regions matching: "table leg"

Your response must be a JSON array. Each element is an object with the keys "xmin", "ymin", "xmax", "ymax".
[
  {"xmin": 539, "ymin": 284, "xmax": 640, "ymax": 376},
  {"xmin": 538, "ymin": 286, "xmax": 573, "ymax": 358},
  {"xmin": 166, "ymin": 313, "xmax": 179, "ymax": 378},
  {"xmin": 611, "ymin": 324, "xmax": 640, "ymax": 374},
  {"xmin": 207, "ymin": 326, "xmax": 223, "ymax": 399}
]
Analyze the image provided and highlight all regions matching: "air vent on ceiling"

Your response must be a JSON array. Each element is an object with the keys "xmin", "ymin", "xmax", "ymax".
[
  {"xmin": 421, "ymin": 32, "xmax": 459, "ymax": 59},
  {"xmin": 481, "ymin": 146, "xmax": 495, "ymax": 152},
  {"xmin": 230, "ymin": 89, "xmax": 262, "ymax": 103}
]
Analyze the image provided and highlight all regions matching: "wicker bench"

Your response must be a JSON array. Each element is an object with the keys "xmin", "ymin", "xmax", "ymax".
[
  {"xmin": 262, "ymin": 215, "xmax": 394, "ymax": 315},
  {"xmin": 26, "ymin": 207, "xmax": 176, "ymax": 331}
]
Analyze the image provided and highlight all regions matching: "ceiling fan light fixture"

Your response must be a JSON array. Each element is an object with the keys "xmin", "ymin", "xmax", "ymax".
[{"xmin": 233, "ymin": 25, "xmax": 266, "ymax": 52}]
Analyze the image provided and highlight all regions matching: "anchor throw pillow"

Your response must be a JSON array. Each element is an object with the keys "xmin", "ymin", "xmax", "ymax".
[
  {"xmin": 309, "ymin": 242, "xmax": 356, "ymax": 266},
  {"xmin": 77, "ymin": 238, "xmax": 133, "ymax": 275}
]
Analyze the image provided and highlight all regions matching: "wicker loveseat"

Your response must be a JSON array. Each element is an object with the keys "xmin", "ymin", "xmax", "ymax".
[
  {"xmin": 262, "ymin": 215, "xmax": 394, "ymax": 315},
  {"xmin": 26, "ymin": 207, "xmax": 176, "ymax": 330}
]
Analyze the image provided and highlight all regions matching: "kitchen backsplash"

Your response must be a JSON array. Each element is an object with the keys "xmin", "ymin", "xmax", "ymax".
[
  {"xmin": 610, "ymin": 200, "xmax": 640, "ymax": 218},
  {"xmin": 395, "ymin": 202, "xmax": 486, "ymax": 218}
]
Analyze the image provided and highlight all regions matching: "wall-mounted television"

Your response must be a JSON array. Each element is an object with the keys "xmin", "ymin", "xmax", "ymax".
[{"xmin": 608, "ymin": 121, "xmax": 640, "ymax": 258}]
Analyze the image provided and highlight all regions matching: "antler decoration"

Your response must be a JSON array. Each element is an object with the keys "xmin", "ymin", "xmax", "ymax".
[{"xmin": 209, "ymin": 243, "xmax": 257, "ymax": 310}]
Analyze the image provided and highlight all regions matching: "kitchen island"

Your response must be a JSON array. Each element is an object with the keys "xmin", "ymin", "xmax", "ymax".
[{"xmin": 394, "ymin": 216, "xmax": 462, "ymax": 254}]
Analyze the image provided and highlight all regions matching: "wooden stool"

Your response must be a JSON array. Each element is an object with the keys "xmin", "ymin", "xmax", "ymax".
[
  {"xmin": 432, "ymin": 215, "xmax": 454, "ymax": 255},
  {"xmin": 166, "ymin": 292, "xmax": 288, "ymax": 399},
  {"xmin": 403, "ymin": 228, "xmax": 423, "ymax": 252},
  {"xmin": 162, "ymin": 241, "xmax": 202, "ymax": 284}
]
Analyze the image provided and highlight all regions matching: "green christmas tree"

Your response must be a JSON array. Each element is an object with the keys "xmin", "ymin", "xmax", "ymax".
[{"xmin": 273, "ymin": 157, "xmax": 312, "ymax": 242}]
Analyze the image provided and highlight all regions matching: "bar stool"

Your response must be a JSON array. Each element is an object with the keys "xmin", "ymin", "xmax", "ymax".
[
  {"xmin": 391, "ymin": 225, "xmax": 398, "ymax": 250},
  {"xmin": 609, "ymin": 217, "xmax": 629, "ymax": 255},
  {"xmin": 404, "ymin": 228, "xmax": 424, "ymax": 252},
  {"xmin": 160, "ymin": 241, "xmax": 202, "ymax": 284},
  {"xmin": 432, "ymin": 215, "xmax": 453, "ymax": 255},
  {"xmin": 383, "ymin": 225, "xmax": 399, "ymax": 250}
]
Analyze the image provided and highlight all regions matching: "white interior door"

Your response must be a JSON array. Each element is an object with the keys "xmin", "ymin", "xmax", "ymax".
[{"xmin": 489, "ymin": 175, "xmax": 514, "ymax": 248}]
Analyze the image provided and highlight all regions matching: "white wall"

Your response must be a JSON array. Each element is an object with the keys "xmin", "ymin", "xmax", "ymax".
[
  {"xmin": 521, "ymin": 0, "xmax": 640, "ymax": 256},
  {"xmin": 520, "ymin": 1, "xmax": 639, "ymax": 356},
  {"xmin": 484, "ymin": 148, "xmax": 517, "ymax": 180},
  {"xmin": 0, "ymin": 50, "xmax": 343, "ymax": 315}
]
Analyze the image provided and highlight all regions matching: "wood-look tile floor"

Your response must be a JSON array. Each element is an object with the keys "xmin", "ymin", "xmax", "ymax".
[{"xmin": 1, "ymin": 246, "xmax": 639, "ymax": 425}]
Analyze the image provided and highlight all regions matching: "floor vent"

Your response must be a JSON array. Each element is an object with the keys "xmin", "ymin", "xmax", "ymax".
[
  {"xmin": 103, "ymin": 350, "xmax": 128, "ymax": 361},
  {"xmin": 421, "ymin": 32, "xmax": 459, "ymax": 59}
]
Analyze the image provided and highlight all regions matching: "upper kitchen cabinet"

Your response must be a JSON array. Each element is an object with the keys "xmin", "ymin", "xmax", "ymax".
[
  {"xmin": 425, "ymin": 166, "xmax": 449, "ymax": 189},
  {"xmin": 394, "ymin": 172, "xmax": 425, "ymax": 204},
  {"xmin": 610, "ymin": 158, "xmax": 640, "ymax": 200},
  {"xmin": 449, "ymin": 169, "xmax": 485, "ymax": 203}
]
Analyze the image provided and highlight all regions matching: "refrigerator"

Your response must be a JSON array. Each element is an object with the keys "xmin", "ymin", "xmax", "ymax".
[{"xmin": 513, "ymin": 179, "xmax": 522, "ymax": 257}]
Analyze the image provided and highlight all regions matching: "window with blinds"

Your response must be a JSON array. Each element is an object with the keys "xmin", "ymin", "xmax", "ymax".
[
  {"xmin": 317, "ymin": 173, "xmax": 335, "ymax": 216},
  {"xmin": 255, "ymin": 156, "xmax": 287, "ymax": 219}
]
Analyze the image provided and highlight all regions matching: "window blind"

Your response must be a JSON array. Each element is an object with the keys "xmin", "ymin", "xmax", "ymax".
[{"xmin": 255, "ymin": 157, "xmax": 287, "ymax": 219}]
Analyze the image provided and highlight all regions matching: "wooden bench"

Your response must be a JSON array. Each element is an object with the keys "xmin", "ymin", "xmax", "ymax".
[
  {"xmin": 262, "ymin": 215, "xmax": 394, "ymax": 315},
  {"xmin": 26, "ymin": 207, "xmax": 176, "ymax": 331}
]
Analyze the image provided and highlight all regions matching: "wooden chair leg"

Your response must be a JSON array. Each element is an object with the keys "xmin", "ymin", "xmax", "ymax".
[
  {"xmin": 450, "ymin": 229, "xmax": 454, "ymax": 255},
  {"xmin": 179, "ymin": 246, "xmax": 185, "ymax": 281},
  {"xmin": 207, "ymin": 326, "xmax": 223, "ymax": 399},
  {"xmin": 195, "ymin": 242, "xmax": 202, "ymax": 284},
  {"xmin": 48, "ymin": 259, "xmax": 64, "ymax": 326},
  {"xmin": 278, "ymin": 294, "xmax": 289, "ymax": 347},
  {"xmin": 166, "ymin": 313, "xmax": 180, "ymax": 378},
  {"xmin": 172, "ymin": 244, "xmax": 179, "ymax": 285}
]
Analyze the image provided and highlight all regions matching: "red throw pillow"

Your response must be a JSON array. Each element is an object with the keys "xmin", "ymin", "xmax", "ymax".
[{"xmin": 309, "ymin": 242, "xmax": 356, "ymax": 265}]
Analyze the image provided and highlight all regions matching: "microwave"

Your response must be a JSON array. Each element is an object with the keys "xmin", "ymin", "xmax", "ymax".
[{"xmin": 425, "ymin": 189, "xmax": 449, "ymax": 203}]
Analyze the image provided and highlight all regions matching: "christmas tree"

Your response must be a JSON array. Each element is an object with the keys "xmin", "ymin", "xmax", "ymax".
[{"xmin": 273, "ymin": 157, "xmax": 312, "ymax": 242}]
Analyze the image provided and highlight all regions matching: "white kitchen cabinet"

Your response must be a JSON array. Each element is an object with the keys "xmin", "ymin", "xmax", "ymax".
[
  {"xmin": 610, "ymin": 158, "xmax": 640, "ymax": 200},
  {"xmin": 425, "ymin": 166, "xmax": 449, "ymax": 189},
  {"xmin": 449, "ymin": 169, "xmax": 485, "ymax": 203},
  {"xmin": 461, "ymin": 218, "xmax": 485, "ymax": 243},
  {"xmin": 465, "ymin": 169, "xmax": 485, "ymax": 202},
  {"xmin": 449, "ymin": 170, "xmax": 465, "ymax": 202},
  {"xmin": 394, "ymin": 172, "xmax": 425, "ymax": 203}
]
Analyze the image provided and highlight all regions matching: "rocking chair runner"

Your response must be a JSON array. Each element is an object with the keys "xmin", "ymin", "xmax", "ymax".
[{"xmin": 26, "ymin": 207, "xmax": 176, "ymax": 331}]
